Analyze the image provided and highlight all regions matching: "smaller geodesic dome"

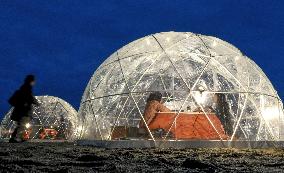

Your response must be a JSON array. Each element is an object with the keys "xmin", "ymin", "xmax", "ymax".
[{"xmin": 0, "ymin": 96, "xmax": 78, "ymax": 140}]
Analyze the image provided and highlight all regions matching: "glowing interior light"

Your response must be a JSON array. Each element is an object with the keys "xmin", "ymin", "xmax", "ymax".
[
  {"xmin": 235, "ymin": 56, "xmax": 240, "ymax": 60},
  {"xmin": 260, "ymin": 95, "xmax": 280, "ymax": 121},
  {"xmin": 262, "ymin": 107, "xmax": 280, "ymax": 121},
  {"xmin": 25, "ymin": 123, "xmax": 31, "ymax": 129},
  {"xmin": 166, "ymin": 37, "xmax": 170, "ymax": 42},
  {"xmin": 193, "ymin": 91, "xmax": 207, "ymax": 104}
]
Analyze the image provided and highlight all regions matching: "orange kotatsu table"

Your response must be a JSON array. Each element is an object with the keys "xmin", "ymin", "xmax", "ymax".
[{"xmin": 148, "ymin": 112, "xmax": 228, "ymax": 140}]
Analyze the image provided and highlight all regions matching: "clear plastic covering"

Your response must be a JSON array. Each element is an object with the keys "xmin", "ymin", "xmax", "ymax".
[
  {"xmin": 78, "ymin": 32, "xmax": 284, "ymax": 144},
  {"xmin": 0, "ymin": 96, "xmax": 79, "ymax": 140}
]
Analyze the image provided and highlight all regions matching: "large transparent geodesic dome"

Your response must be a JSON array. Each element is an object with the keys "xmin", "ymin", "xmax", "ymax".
[
  {"xmin": 79, "ymin": 32, "xmax": 284, "ymax": 145},
  {"xmin": 0, "ymin": 96, "xmax": 79, "ymax": 140}
]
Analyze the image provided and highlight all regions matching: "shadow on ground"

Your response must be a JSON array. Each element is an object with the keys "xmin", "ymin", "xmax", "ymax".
[{"xmin": 0, "ymin": 142, "xmax": 284, "ymax": 172}]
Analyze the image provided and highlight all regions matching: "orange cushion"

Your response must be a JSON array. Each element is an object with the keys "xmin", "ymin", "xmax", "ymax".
[{"xmin": 148, "ymin": 112, "xmax": 228, "ymax": 140}]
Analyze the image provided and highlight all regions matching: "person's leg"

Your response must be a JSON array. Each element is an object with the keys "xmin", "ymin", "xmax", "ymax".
[
  {"xmin": 9, "ymin": 122, "xmax": 20, "ymax": 142},
  {"xmin": 16, "ymin": 117, "xmax": 31, "ymax": 141},
  {"xmin": 10, "ymin": 122, "xmax": 19, "ymax": 138}
]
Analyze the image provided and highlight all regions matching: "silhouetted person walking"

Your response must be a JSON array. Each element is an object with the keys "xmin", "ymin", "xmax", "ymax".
[{"xmin": 8, "ymin": 75, "xmax": 39, "ymax": 143}]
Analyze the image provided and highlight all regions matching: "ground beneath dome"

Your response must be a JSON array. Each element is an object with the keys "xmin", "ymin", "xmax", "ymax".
[{"xmin": 0, "ymin": 142, "xmax": 284, "ymax": 172}]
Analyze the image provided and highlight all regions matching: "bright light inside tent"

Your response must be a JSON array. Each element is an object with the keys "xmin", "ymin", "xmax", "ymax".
[
  {"xmin": 25, "ymin": 123, "xmax": 31, "ymax": 129},
  {"xmin": 262, "ymin": 106, "xmax": 280, "ymax": 121},
  {"xmin": 192, "ymin": 91, "xmax": 207, "ymax": 104}
]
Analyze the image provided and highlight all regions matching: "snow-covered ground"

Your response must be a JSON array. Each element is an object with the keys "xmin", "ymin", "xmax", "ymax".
[{"xmin": 0, "ymin": 142, "xmax": 283, "ymax": 172}]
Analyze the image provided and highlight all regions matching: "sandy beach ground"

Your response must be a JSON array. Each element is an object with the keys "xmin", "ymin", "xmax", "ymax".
[{"xmin": 0, "ymin": 142, "xmax": 284, "ymax": 172}]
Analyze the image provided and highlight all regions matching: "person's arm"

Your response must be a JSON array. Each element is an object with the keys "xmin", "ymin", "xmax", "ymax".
[
  {"xmin": 32, "ymin": 95, "xmax": 40, "ymax": 106},
  {"xmin": 157, "ymin": 103, "xmax": 171, "ymax": 112},
  {"xmin": 146, "ymin": 116, "xmax": 154, "ymax": 126},
  {"xmin": 146, "ymin": 103, "xmax": 170, "ymax": 125}
]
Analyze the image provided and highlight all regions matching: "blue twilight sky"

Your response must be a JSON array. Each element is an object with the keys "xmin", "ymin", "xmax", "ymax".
[{"xmin": 0, "ymin": 1, "xmax": 284, "ymax": 117}]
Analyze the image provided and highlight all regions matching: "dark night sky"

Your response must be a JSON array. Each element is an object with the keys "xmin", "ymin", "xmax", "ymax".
[{"xmin": 0, "ymin": 0, "xmax": 284, "ymax": 118}]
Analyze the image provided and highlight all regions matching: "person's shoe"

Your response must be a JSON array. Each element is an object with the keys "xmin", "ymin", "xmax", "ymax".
[{"xmin": 9, "ymin": 138, "xmax": 19, "ymax": 143}]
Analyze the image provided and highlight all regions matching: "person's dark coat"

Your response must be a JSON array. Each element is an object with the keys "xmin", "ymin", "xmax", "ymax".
[
  {"xmin": 8, "ymin": 83, "xmax": 38, "ymax": 122},
  {"xmin": 214, "ymin": 94, "xmax": 233, "ymax": 136}
]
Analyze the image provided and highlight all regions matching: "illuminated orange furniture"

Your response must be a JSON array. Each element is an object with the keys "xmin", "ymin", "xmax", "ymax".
[
  {"xmin": 148, "ymin": 112, "xmax": 228, "ymax": 140},
  {"xmin": 39, "ymin": 128, "xmax": 58, "ymax": 139},
  {"xmin": 23, "ymin": 129, "xmax": 32, "ymax": 140}
]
